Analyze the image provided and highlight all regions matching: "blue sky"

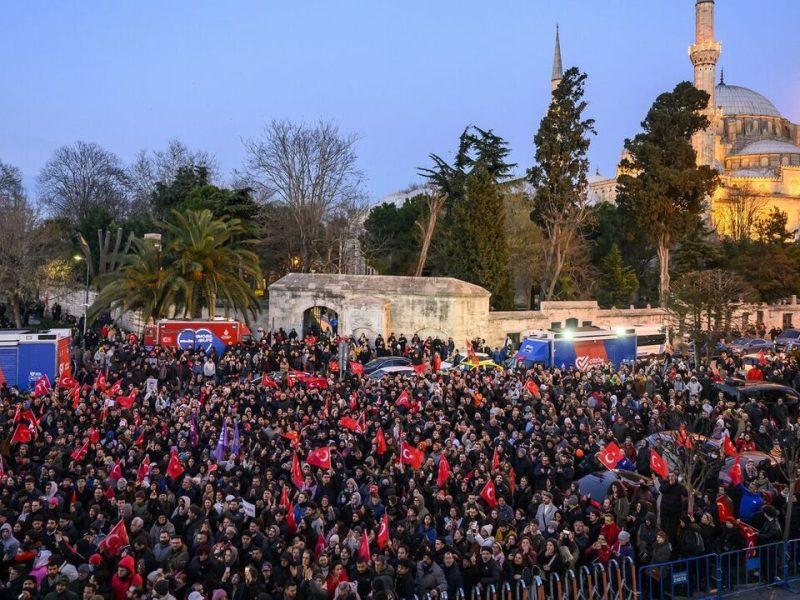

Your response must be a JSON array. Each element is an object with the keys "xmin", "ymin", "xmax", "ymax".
[{"xmin": 2, "ymin": 1, "xmax": 799, "ymax": 202}]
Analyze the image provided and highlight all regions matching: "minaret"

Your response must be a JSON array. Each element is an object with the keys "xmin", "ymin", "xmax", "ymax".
[
  {"xmin": 689, "ymin": 0, "xmax": 721, "ymax": 166},
  {"xmin": 551, "ymin": 25, "xmax": 563, "ymax": 93}
]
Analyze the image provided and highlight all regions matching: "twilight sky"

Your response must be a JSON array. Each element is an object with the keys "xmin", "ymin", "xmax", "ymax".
[{"xmin": 2, "ymin": 0, "xmax": 799, "ymax": 203}]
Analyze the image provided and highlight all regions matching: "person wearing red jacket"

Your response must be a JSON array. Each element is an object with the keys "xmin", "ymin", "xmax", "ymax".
[
  {"xmin": 599, "ymin": 513, "xmax": 620, "ymax": 546},
  {"xmin": 110, "ymin": 555, "xmax": 143, "ymax": 600}
]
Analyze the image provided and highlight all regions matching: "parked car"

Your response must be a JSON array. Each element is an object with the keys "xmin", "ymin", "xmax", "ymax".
[
  {"xmin": 713, "ymin": 379, "xmax": 800, "ymax": 406},
  {"xmin": 454, "ymin": 359, "xmax": 504, "ymax": 373},
  {"xmin": 577, "ymin": 470, "xmax": 650, "ymax": 503},
  {"xmin": 368, "ymin": 365, "xmax": 416, "ymax": 380},
  {"xmin": 363, "ymin": 356, "xmax": 412, "ymax": 374},
  {"xmin": 718, "ymin": 451, "xmax": 778, "ymax": 485},
  {"xmin": 775, "ymin": 329, "xmax": 800, "ymax": 351},
  {"xmin": 439, "ymin": 351, "xmax": 492, "ymax": 371},
  {"xmin": 718, "ymin": 338, "xmax": 773, "ymax": 354}
]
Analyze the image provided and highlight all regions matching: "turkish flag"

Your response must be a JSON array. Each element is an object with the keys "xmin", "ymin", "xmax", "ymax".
[
  {"xmin": 716, "ymin": 494, "xmax": 735, "ymax": 523},
  {"xmin": 480, "ymin": 479, "xmax": 498, "ymax": 508},
  {"xmin": 412, "ymin": 362, "xmax": 427, "ymax": 375},
  {"xmin": 33, "ymin": 375, "xmax": 52, "ymax": 397},
  {"xmin": 349, "ymin": 393, "xmax": 358, "ymax": 411},
  {"xmin": 723, "ymin": 434, "xmax": 738, "ymax": 457},
  {"xmin": 738, "ymin": 520, "xmax": 758, "ymax": 557},
  {"xmin": 98, "ymin": 519, "xmax": 129, "ymax": 556},
  {"xmin": 116, "ymin": 391, "xmax": 136, "ymax": 409},
  {"xmin": 280, "ymin": 485, "xmax": 291, "ymax": 509},
  {"xmin": 21, "ymin": 409, "xmax": 39, "ymax": 430},
  {"xmin": 133, "ymin": 430, "xmax": 145, "ymax": 446},
  {"xmin": 260, "ymin": 374, "xmax": 279, "ymax": 389},
  {"xmin": 339, "ymin": 416, "xmax": 362, "ymax": 432},
  {"xmin": 596, "ymin": 441, "xmax": 624, "ymax": 470},
  {"xmin": 649, "ymin": 449, "xmax": 668, "ymax": 479},
  {"xmin": 94, "ymin": 372, "xmax": 107, "ymax": 392},
  {"xmin": 728, "ymin": 457, "xmax": 743, "ymax": 486},
  {"xmin": 525, "ymin": 380, "xmax": 541, "ymax": 398},
  {"xmin": 58, "ymin": 373, "xmax": 77, "ymax": 389},
  {"xmin": 166, "ymin": 449, "xmax": 184, "ymax": 479},
  {"xmin": 89, "ymin": 428, "xmax": 100, "ymax": 445},
  {"xmin": 109, "ymin": 462, "xmax": 123, "ymax": 482},
  {"xmin": 758, "ymin": 349, "xmax": 767, "ymax": 366},
  {"xmin": 349, "ymin": 361, "xmax": 364, "ymax": 375},
  {"xmin": 70, "ymin": 385, "xmax": 81, "ymax": 410},
  {"xmin": 282, "ymin": 430, "xmax": 300, "ymax": 445},
  {"xmin": 357, "ymin": 413, "xmax": 366, "ymax": 435},
  {"xmin": 314, "ymin": 532, "xmax": 326, "ymax": 559},
  {"xmin": 400, "ymin": 442, "xmax": 425, "ymax": 469},
  {"xmin": 509, "ymin": 466, "xmax": 516, "ymax": 494},
  {"xmin": 106, "ymin": 380, "xmax": 122, "ymax": 397},
  {"xmin": 377, "ymin": 513, "xmax": 390, "ymax": 550},
  {"xmin": 677, "ymin": 425, "xmax": 694, "ymax": 449},
  {"xmin": 307, "ymin": 447, "xmax": 332, "ymax": 470},
  {"xmin": 396, "ymin": 390, "xmax": 411, "ymax": 408},
  {"xmin": 286, "ymin": 503, "xmax": 297, "ymax": 534},
  {"xmin": 136, "ymin": 456, "xmax": 150, "ymax": 483},
  {"xmin": 291, "ymin": 453, "xmax": 304, "ymax": 488},
  {"xmin": 433, "ymin": 355, "xmax": 442, "ymax": 373},
  {"xmin": 306, "ymin": 377, "xmax": 329, "ymax": 390},
  {"xmin": 437, "ymin": 455, "xmax": 451, "ymax": 488},
  {"xmin": 358, "ymin": 529, "xmax": 371, "ymax": 562},
  {"xmin": 287, "ymin": 370, "xmax": 310, "ymax": 383},
  {"xmin": 10, "ymin": 423, "xmax": 31, "ymax": 444},
  {"xmin": 70, "ymin": 440, "xmax": 90, "ymax": 462},
  {"xmin": 491, "ymin": 447, "xmax": 501, "ymax": 473},
  {"xmin": 374, "ymin": 428, "xmax": 388, "ymax": 455}
]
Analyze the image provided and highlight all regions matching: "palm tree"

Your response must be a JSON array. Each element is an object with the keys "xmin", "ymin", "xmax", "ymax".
[
  {"xmin": 162, "ymin": 209, "xmax": 262, "ymax": 319},
  {"xmin": 88, "ymin": 238, "xmax": 185, "ymax": 324}
]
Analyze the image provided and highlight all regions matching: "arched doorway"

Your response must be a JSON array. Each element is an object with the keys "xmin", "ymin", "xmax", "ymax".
[{"xmin": 303, "ymin": 306, "xmax": 339, "ymax": 337}]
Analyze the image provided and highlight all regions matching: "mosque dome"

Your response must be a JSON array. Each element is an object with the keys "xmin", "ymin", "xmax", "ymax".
[
  {"xmin": 715, "ymin": 83, "xmax": 782, "ymax": 118},
  {"xmin": 732, "ymin": 139, "xmax": 800, "ymax": 156}
]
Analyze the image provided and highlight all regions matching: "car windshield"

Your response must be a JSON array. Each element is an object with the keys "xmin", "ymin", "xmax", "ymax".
[
  {"xmin": 730, "ymin": 338, "xmax": 748, "ymax": 345},
  {"xmin": 782, "ymin": 330, "xmax": 800, "ymax": 339}
]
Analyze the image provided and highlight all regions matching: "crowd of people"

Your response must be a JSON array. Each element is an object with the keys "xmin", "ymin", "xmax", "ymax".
[{"xmin": 1, "ymin": 320, "xmax": 799, "ymax": 600}]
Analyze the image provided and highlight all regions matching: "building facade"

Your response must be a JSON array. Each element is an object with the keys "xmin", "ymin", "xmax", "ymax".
[{"xmin": 588, "ymin": 0, "xmax": 800, "ymax": 234}]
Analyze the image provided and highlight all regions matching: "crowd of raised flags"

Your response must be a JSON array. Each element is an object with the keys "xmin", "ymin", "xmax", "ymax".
[{"xmin": 0, "ymin": 325, "xmax": 796, "ymax": 600}]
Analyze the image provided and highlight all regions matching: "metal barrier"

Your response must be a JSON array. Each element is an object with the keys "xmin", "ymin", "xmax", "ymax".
[
  {"xmin": 620, "ymin": 556, "xmax": 638, "ymax": 600},
  {"xmin": 471, "ymin": 585, "xmax": 483, "ymax": 600},
  {"xmin": 718, "ymin": 540, "xmax": 784, "ymax": 596},
  {"xmin": 638, "ymin": 552, "xmax": 717, "ymax": 600},
  {"xmin": 592, "ymin": 562, "xmax": 609, "ymax": 600},
  {"xmin": 455, "ymin": 589, "xmax": 466, "ymax": 600},
  {"xmin": 513, "ymin": 580, "xmax": 527, "ymax": 600}
]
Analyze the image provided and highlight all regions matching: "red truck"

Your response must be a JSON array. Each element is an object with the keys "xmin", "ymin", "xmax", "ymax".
[{"xmin": 143, "ymin": 319, "xmax": 251, "ymax": 354}]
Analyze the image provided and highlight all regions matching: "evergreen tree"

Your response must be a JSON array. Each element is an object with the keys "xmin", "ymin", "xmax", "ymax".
[
  {"xmin": 446, "ymin": 165, "xmax": 514, "ymax": 309},
  {"xmin": 528, "ymin": 67, "xmax": 596, "ymax": 300},
  {"xmin": 616, "ymin": 82, "xmax": 719, "ymax": 307},
  {"xmin": 360, "ymin": 196, "xmax": 422, "ymax": 275},
  {"xmin": 597, "ymin": 244, "xmax": 639, "ymax": 308},
  {"xmin": 419, "ymin": 126, "xmax": 515, "ymax": 307}
]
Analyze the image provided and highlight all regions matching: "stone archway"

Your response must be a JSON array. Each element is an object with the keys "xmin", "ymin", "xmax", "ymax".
[{"xmin": 302, "ymin": 305, "xmax": 340, "ymax": 337}]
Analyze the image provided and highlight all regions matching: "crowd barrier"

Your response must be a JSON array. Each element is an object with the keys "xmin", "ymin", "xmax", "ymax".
[{"xmin": 425, "ymin": 539, "xmax": 800, "ymax": 600}]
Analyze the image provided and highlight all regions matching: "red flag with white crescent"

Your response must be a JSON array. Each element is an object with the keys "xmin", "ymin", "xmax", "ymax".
[
  {"xmin": 377, "ymin": 513, "xmax": 390, "ymax": 549},
  {"xmin": 400, "ymin": 441, "xmax": 425, "ymax": 469},
  {"xmin": 136, "ymin": 456, "xmax": 151, "ymax": 483},
  {"xmin": 98, "ymin": 519, "xmax": 129, "ymax": 556},
  {"xmin": 307, "ymin": 447, "xmax": 332, "ymax": 470},
  {"xmin": 291, "ymin": 453, "xmax": 304, "ymax": 488},
  {"xmin": 723, "ymin": 434, "xmax": 738, "ymax": 458},
  {"xmin": 358, "ymin": 529, "xmax": 371, "ymax": 562},
  {"xmin": 596, "ymin": 440, "xmax": 624, "ymax": 470},
  {"xmin": 480, "ymin": 479, "xmax": 498, "ymax": 508},
  {"xmin": 374, "ymin": 428, "xmax": 388, "ymax": 455},
  {"xmin": 649, "ymin": 449, "xmax": 668, "ymax": 479}
]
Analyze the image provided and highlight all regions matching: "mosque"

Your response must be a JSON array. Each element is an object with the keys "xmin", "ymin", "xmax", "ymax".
[{"xmin": 585, "ymin": 0, "xmax": 800, "ymax": 235}]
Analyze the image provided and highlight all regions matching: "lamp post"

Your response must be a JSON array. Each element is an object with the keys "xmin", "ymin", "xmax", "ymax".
[{"xmin": 74, "ymin": 255, "xmax": 89, "ymax": 347}]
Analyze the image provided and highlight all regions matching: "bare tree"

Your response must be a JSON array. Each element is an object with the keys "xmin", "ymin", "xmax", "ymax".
[
  {"xmin": 718, "ymin": 185, "xmax": 767, "ymax": 242},
  {"xmin": 658, "ymin": 423, "xmax": 724, "ymax": 514},
  {"xmin": 414, "ymin": 192, "xmax": 447, "ymax": 277},
  {"xmin": 241, "ymin": 120, "xmax": 366, "ymax": 272},
  {"xmin": 128, "ymin": 139, "xmax": 218, "ymax": 214},
  {"xmin": 0, "ymin": 162, "xmax": 45, "ymax": 326},
  {"xmin": 779, "ymin": 426, "xmax": 800, "ymax": 540},
  {"xmin": 37, "ymin": 141, "xmax": 130, "ymax": 223}
]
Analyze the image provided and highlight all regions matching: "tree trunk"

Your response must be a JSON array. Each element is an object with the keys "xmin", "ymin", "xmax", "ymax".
[
  {"xmin": 657, "ymin": 237, "xmax": 670, "ymax": 307},
  {"xmin": 785, "ymin": 475, "xmax": 796, "ymax": 541},
  {"xmin": 11, "ymin": 296, "xmax": 23, "ymax": 328},
  {"xmin": 415, "ymin": 213, "xmax": 438, "ymax": 277}
]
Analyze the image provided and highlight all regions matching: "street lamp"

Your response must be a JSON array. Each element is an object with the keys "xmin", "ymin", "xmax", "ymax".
[{"xmin": 74, "ymin": 255, "xmax": 89, "ymax": 347}]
